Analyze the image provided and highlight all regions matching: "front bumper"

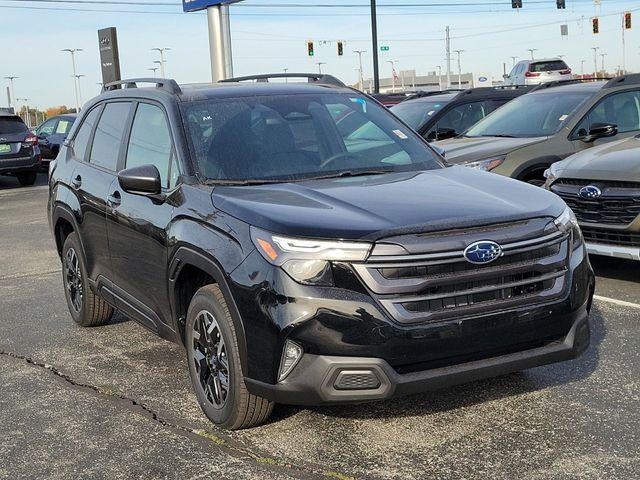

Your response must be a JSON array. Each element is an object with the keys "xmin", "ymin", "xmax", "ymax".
[
  {"xmin": 246, "ymin": 304, "xmax": 590, "ymax": 405},
  {"xmin": 586, "ymin": 242, "xmax": 640, "ymax": 261}
]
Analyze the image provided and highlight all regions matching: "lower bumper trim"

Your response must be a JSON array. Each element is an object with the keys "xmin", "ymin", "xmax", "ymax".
[
  {"xmin": 245, "ymin": 307, "xmax": 590, "ymax": 406},
  {"xmin": 586, "ymin": 242, "xmax": 640, "ymax": 261}
]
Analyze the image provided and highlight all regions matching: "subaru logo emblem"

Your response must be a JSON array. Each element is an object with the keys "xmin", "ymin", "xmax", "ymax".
[
  {"xmin": 463, "ymin": 241, "xmax": 503, "ymax": 264},
  {"xmin": 579, "ymin": 185, "xmax": 602, "ymax": 199}
]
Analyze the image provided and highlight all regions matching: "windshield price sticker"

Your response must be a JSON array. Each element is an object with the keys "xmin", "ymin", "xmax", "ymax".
[{"xmin": 393, "ymin": 129, "xmax": 408, "ymax": 139}]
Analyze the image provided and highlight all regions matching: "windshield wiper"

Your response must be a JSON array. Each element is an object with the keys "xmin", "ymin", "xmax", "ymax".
[{"xmin": 301, "ymin": 169, "xmax": 398, "ymax": 181}]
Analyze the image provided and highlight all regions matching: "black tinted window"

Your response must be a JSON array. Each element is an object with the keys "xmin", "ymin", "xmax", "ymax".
[
  {"xmin": 0, "ymin": 116, "xmax": 28, "ymax": 134},
  {"xmin": 125, "ymin": 103, "xmax": 173, "ymax": 187},
  {"xmin": 530, "ymin": 61, "xmax": 568, "ymax": 72},
  {"xmin": 89, "ymin": 102, "xmax": 131, "ymax": 171},
  {"xmin": 72, "ymin": 107, "xmax": 101, "ymax": 161}
]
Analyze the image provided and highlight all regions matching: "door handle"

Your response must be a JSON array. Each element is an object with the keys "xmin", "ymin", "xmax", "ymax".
[
  {"xmin": 71, "ymin": 175, "xmax": 82, "ymax": 189},
  {"xmin": 107, "ymin": 191, "xmax": 121, "ymax": 208}
]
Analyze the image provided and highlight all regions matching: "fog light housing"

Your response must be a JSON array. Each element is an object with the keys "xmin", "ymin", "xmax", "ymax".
[{"xmin": 278, "ymin": 340, "xmax": 303, "ymax": 382}]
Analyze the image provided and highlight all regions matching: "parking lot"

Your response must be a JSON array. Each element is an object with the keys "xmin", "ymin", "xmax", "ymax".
[{"xmin": 0, "ymin": 174, "xmax": 638, "ymax": 480}]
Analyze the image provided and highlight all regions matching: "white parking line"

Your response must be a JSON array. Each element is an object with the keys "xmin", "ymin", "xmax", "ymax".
[{"xmin": 594, "ymin": 295, "xmax": 640, "ymax": 310}]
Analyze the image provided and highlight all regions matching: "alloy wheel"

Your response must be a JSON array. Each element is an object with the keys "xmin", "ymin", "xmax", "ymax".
[
  {"xmin": 64, "ymin": 247, "xmax": 83, "ymax": 313},
  {"xmin": 192, "ymin": 310, "xmax": 230, "ymax": 408}
]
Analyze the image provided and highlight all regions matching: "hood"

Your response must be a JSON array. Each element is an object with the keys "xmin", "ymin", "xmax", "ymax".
[
  {"xmin": 434, "ymin": 136, "xmax": 547, "ymax": 164},
  {"xmin": 553, "ymin": 136, "xmax": 640, "ymax": 182},
  {"xmin": 211, "ymin": 167, "xmax": 565, "ymax": 241}
]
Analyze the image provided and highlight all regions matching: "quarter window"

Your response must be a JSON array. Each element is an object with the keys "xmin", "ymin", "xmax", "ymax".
[
  {"xmin": 125, "ymin": 103, "xmax": 174, "ymax": 188},
  {"xmin": 89, "ymin": 102, "xmax": 131, "ymax": 171},
  {"xmin": 72, "ymin": 107, "xmax": 101, "ymax": 161}
]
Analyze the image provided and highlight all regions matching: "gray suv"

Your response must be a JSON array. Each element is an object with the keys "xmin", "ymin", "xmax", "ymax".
[{"xmin": 436, "ymin": 75, "xmax": 640, "ymax": 185}]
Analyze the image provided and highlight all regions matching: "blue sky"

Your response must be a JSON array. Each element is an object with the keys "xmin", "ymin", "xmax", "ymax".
[{"xmin": 1, "ymin": 0, "xmax": 639, "ymax": 109}]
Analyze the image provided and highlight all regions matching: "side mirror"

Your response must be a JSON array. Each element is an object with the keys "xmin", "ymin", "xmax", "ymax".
[
  {"xmin": 435, "ymin": 127, "xmax": 457, "ymax": 141},
  {"xmin": 118, "ymin": 164, "xmax": 162, "ymax": 196},
  {"xmin": 582, "ymin": 122, "xmax": 618, "ymax": 142}
]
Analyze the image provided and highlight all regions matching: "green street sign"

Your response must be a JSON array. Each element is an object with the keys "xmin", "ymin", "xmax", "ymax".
[{"xmin": 380, "ymin": 46, "xmax": 390, "ymax": 52}]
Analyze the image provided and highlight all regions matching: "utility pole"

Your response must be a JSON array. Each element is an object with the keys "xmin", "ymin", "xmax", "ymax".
[
  {"xmin": 148, "ymin": 67, "xmax": 158, "ymax": 78},
  {"xmin": 600, "ymin": 53, "xmax": 607, "ymax": 74},
  {"xmin": 3, "ymin": 76, "xmax": 17, "ymax": 110},
  {"xmin": 527, "ymin": 48, "xmax": 537, "ymax": 60},
  {"xmin": 370, "ymin": 0, "xmax": 380, "ymax": 93},
  {"xmin": 445, "ymin": 26, "xmax": 451, "ymax": 88},
  {"xmin": 151, "ymin": 47, "xmax": 170, "ymax": 77},
  {"xmin": 387, "ymin": 60, "xmax": 398, "ymax": 92},
  {"xmin": 454, "ymin": 50, "xmax": 464, "ymax": 88},
  {"xmin": 580, "ymin": 59, "xmax": 586, "ymax": 77},
  {"xmin": 354, "ymin": 50, "xmax": 366, "ymax": 91},
  {"xmin": 316, "ymin": 62, "xmax": 326, "ymax": 74},
  {"xmin": 592, "ymin": 47, "xmax": 600, "ymax": 78},
  {"xmin": 75, "ymin": 75, "xmax": 86, "ymax": 106},
  {"xmin": 510, "ymin": 56, "xmax": 518, "ymax": 67},
  {"xmin": 621, "ymin": 13, "xmax": 626, "ymax": 74},
  {"xmin": 61, "ymin": 49, "xmax": 82, "ymax": 112},
  {"xmin": 436, "ymin": 65, "xmax": 442, "ymax": 90}
]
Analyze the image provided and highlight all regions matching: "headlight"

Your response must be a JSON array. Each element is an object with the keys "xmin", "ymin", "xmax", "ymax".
[
  {"xmin": 251, "ymin": 227, "xmax": 371, "ymax": 285},
  {"xmin": 465, "ymin": 155, "xmax": 506, "ymax": 171},
  {"xmin": 554, "ymin": 206, "xmax": 582, "ymax": 248}
]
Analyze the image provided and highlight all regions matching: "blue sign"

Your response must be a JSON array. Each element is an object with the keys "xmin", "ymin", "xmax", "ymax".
[
  {"xmin": 478, "ymin": 76, "xmax": 488, "ymax": 82},
  {"xmin": 183, "ymin": 0, "xmax": 243, "ymax": 13}
]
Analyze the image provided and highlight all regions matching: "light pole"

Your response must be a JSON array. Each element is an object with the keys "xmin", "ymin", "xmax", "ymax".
[
  {"xmin": 75, "ymin": 75, "xmax": 86, "ymax": 106},
  {"xmin": 600, "ymin": 53, "xmax": 607, "ymax": 75},
  {"xmin": 354, "ymin": 50, "xmax": 366, "ymax": 91},
  {"xmin": 61, "ymin": 49, "xmax": 82, "ymax": 112},
  {"xmin": 591, "ymin": 47, "xmax": 600, "ymax": 79},
  {"xmin": 510, "ymin": 56, "xmax": 518, "ymax": 67},
  {"xmin": 527, "ymin": 48, "xmax": 537, "ymax": 60},
  {"xmin": 370, "ymin": 0, "xmax": 380, "ymax": 93},
  {"xmin": 580, "ymin": 60, "xmax": 586, "ymax": 77},
  {"xmin": 151, "ymin": 47, "xmax": 170, "ymax": 77},
  {"xmin": 3, "ymin": 76, "xmax": 17, "ymax": 110},
  {"xmin": 17, "ymin": 98, "xmax": 29, "ymax": 127},
  {"xmin": 386, "ymin": 60, "xmax": 397, "ymax": 92},
  {"xmin": 436, "ymin": 65, "xmax": 442, "ymax": 90},
  {"xmin": 148, "ymin": 67, "xmax": 159, "ymax": 78},
  {"xmin": 283, "ymin": 68, "xmax": 289, "ymax": 83},
  {"xmin": 316, "ymin": 62, "xmax": 326, "ymax": 74},
  {"xmin": 454, "ymin": 50, "xmax": 464, "ymax": 88}
]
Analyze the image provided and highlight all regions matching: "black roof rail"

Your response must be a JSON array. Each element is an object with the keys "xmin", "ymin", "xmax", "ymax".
[
  {"xmin": 529, "ymin": 77, "xmax": 609, "ymax": 92},
  {"xmin": 603, "ymin": 73, "xmax": 640, "ymax": 89},
  {"xmin": 220, "ymin": 73, "xmax": 345, "ymax": 87},
  {"xmin": 102, "ymin": 78, "xmax": 182, "ymax": 95},
  {"xmin": 403, "ymin": 89, "xmax": 463, "ymax": 100}
]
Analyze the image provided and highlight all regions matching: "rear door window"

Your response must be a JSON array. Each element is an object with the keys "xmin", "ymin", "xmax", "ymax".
[
  {"xmin": 89, "ymin": 102, "xmax": 132, "ymax": 171},
  {"xmin": 0, "ymin": 116, "xmax": 28, "ymax": 134}
]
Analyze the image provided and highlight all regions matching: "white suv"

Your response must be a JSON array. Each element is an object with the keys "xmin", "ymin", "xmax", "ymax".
[{"xmin": 504, "ymin": 58, "xmax": 572, "ymax": 86}]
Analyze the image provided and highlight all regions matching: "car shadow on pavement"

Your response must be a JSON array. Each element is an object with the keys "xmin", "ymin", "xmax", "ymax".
[
  {"xmin": 270, "ymin": 306, "xmax": 605, "ymax": 423},
  {"xmin": 0, "ymin": 173, "xmax": 48, "ymax": 190},
  {"xmin": 590, "ymin": 256, "xmax": 638, "ymax": 283}
]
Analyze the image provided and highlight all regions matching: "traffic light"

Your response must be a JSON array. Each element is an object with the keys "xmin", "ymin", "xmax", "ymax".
[
  {"xmin": 556, "ymin": 0, "xmax": 565, "ymax": 9},
  {"xmin": 307, "ymin": 41, "xmax": 314, "ymax": 57},
  {"xmin": 592, "ymin": 17, "xmax": 599, "ymax": 34},
  {"xmin": 511, "ymin": 0, "xmax": 522, "ymax": 8},
  {"xmin": 624, "ymin": 12, "xmax": 632, "ymax": 29},
  {"xmin": 337, "ymin": 41, "xmax": 344, "ymax": 56}
]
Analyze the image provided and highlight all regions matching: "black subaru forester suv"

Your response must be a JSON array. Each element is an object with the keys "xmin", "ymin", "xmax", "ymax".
[{"xmin": 48, "ymin": 75, "xmax": 594, "ymax": 429}]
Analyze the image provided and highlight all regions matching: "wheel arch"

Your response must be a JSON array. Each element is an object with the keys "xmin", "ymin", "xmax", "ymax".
[{"xmin": 513, "ymin": 155, "xmax": 562, "ymax": 182}]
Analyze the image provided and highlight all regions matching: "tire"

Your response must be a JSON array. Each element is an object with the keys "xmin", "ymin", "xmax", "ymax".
[
  {"xmin": 185, "ymin": 284, "xmax": 274, "ymax": 430},
  {"xmin": 526, "ymin": 178, "xmax": 546, "ymax": 187},
  {"xmin": 16, "ymin": 171, "xmax": 37, "ymax": 186},
  {"xmin": 61, "ymin": 232, "xmax": 114, "ymax": 327}
]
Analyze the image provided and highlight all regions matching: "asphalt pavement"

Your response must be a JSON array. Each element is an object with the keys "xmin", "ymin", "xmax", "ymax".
[{"xmin": 0, "ymin": 174, "xmax": 638, "ymax": 480}]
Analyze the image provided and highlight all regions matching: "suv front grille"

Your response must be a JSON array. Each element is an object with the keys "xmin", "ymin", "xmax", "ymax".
[
  {"xmin": 551, "ymin": 179, "xmax": 640, "ymax": 226},
  {"xmin": 353, "ymin": 228, "xmax": 570, "ymax": 325},
  {"xmin": 581, "ymin": 226, "xmax": 640, "ymax": 247}
]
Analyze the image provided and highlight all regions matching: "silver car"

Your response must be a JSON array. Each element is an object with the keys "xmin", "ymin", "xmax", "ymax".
[{"xmin": 504, "ymin": 58, "xmax": 572, "ymax": 86}]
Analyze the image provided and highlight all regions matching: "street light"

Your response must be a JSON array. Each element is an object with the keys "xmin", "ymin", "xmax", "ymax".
[
  {"xmin": 600, "ymin": 53, "xmax": 607, "ymax": 75},
  {"xmin": 580, "ymin": 59, "xmax": 586, "ymax": 77},
  {"xmin": 148, "ymin": 67, "xmax": 159, "ymax": 78},
  {"xmin": 75, "ymin": 75, "xmax": 86, "ymax": 106},
  {"xmin": 454, "ymin": 50, "xmax": 464, "ymax": 88},
  {"xmin": 510, "ymin": 56, "xmax": 518, "ymax": 67},
  {"xmin": 354, "ymin": 50, "xmax": 367, "ymax": 91},
  {"xmin": 386, "ymin": 60, "xmax": 397, "ymax": 92},
  {"xmin": 3, "ymin": 76, "xmax": 18, "ymax": 110},
  {"xmin": 591, "ymin": 47, "xmax": 600, "ymax": 79},
  {"xmin": 16, "ymin": 97, "xmax": 29, "ymax": 127},
  {"xmin": 151, "ymin": 47, "xmax": 171, "ymax": 77},
  {"xmin": 61, "ymin": 49, "xmax": 83, "ymax": 112},
  {"xmin": 283, "ymin": 68, "xmax": 289, "ymax": 83},
  {"xmin": 527, "ymin": 48, "xmax": 538, "ymax": 60},
  {"xmin": 436, "ymin": 65, "xmax": 442, "ymax": 90},
  {"xmin": 316, "ymin": 62, "xmax": 326, "ymax": 74}
]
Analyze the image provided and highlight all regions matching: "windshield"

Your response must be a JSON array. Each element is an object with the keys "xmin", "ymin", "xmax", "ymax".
[
  {"xmin": 181, "ymin": 93, "xmax": 442, "ymax": 183},
  {"xmin": 0, "ymin": 116, "xmax": 28, "ymax": 134},
  {"xmin": 465, "ymin": 91, "xmax": 591, "ymax": 138},
  {"xmin": 391, "ymin": 99, "xmax": 449, "ymax": 129}
]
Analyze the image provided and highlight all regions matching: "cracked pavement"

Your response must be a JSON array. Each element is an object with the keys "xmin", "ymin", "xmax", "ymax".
[{"xmin": 0, "ymin": 174, "xmax": 638, "ymax": 479}]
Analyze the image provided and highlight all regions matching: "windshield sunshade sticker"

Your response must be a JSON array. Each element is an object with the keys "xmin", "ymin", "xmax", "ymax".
[{"xmin": 393, "ymin": 129, "xmax": 408, "ymax": 139}]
